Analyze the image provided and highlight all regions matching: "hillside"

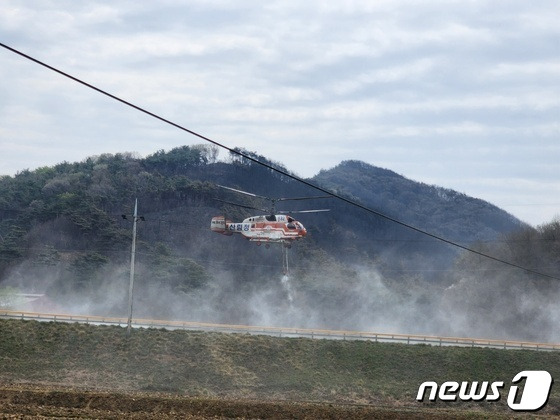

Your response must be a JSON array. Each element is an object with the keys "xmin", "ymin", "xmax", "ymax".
[
  {"xmin": 0, "ymin": 146, "xmax": 558, "ymax": 342},
  {"xmin": 1, "ymin": 318, "xmax": 559, "ymax": 417},
  {"xmin": 309, "ymin": 160, "xmax": 526, "ymax": 273},
  {"xmin": 313, "ymin": 160, "xmax": 522, "ymax": 243},
  {"xmin": 0, "ymin": 148, "xmax": 524, "ymax": 266}
]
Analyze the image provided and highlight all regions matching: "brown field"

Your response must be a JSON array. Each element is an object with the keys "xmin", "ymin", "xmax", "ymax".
[{"xmin": 0, "ymin": 384, "xmax": 524, "ymax": 419}]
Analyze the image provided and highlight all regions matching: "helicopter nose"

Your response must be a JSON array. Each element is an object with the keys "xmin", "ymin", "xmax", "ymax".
[{"xmin": 301, "ymin": 227, "xmax": 307, "ymax": 237}]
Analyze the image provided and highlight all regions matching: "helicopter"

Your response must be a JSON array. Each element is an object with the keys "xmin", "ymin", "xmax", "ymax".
[{"xmin": 210, "ymin": 185, "xmax": 330, "ymax": 248}]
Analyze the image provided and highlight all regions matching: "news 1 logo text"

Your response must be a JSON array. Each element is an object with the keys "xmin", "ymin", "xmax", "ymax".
[{"xmin": 417, "ymin": 371, "xmax": 553, "ymax": 411}]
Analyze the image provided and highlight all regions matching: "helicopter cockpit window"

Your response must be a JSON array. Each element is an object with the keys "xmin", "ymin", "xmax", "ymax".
[{"xmin": 287, "ymin": 222, "xmax": 296, "ymax": 229}]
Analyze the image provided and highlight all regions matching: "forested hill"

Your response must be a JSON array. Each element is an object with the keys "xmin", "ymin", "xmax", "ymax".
[
  {"xmin": 0, "ymin": 145, "xmax": 525, "ymax": 283},
  {"xmin": 3, "ymin": 145, "xmax": 557, "ymax": 342},
  {"xmin": 313, "ymin": 160, "xmax": 523, "ymax": 244},
  {"xmin": 0, "ymin": 147, "xmax": 524, "ymax": 276}
]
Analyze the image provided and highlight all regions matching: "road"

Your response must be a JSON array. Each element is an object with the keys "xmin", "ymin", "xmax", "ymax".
[{"xmin": 1, "ymin": 309, "xmax": 558, "ymax": 351}]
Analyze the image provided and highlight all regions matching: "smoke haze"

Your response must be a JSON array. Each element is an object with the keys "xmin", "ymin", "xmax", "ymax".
[{"xmin": 3, "ymin": 237, "xmax": 559, "ymax": 344}]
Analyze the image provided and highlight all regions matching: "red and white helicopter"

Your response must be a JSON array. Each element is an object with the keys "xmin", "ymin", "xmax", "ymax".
[{"xmin": 211, "ymin": 185, "xmax": 330, "ymax": 248}]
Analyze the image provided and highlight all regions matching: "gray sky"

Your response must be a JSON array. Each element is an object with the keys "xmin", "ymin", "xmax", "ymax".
[{"xmin": 0, "ymin": 0, "xmax": 558, "ymax": 226}]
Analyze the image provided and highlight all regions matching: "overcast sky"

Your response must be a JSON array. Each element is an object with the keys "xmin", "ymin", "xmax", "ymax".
[{"xmin": 0, "ymin": 1, "xmax": 558, "ymax": 226}]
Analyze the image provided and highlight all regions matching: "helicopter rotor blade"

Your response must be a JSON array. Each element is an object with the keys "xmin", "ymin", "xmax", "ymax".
[
  {"xmin": 213, "ymin": 198, "xmax": 267, "ymax": 212},
  {"xmin": 276, "ymin": 195, "xmax": 332, "ymax": 202},
  {"xmin": 218, "ymin": 185, "xmax": 331, "ymax": 203},
  {"xmin": 277, "ymin": 209, "xmax": 331, "ymax": 214},
  {"xmin": 217, "ymin": 185, "xmax": 270, "ymax": 201},
  {"xmin": 217, "ymin": 185, "xmax": 333, "ymax": 216}
]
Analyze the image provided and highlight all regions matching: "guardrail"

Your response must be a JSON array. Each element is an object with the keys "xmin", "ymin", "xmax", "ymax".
[{"xmin": 1, "ymin": 309, "xmax": 559, "ymax": 351}]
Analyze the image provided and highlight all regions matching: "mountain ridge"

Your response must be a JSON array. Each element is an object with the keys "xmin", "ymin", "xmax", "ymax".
[
  {"xmin": 0, "ymin": 147, "xmax": 527, "ymax": 277},
  {"xmin": 312, "ymin": 159, "xmax": 524, "ymax": 244},
  {"xmin": 2, "ymin": 145, "xmax": 558, "ymax": 342}
]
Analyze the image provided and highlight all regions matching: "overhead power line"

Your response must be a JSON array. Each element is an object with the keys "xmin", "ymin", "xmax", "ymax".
[{"xmin": 1, "ymin": 41, "xmax": 558, "ymax": 281}]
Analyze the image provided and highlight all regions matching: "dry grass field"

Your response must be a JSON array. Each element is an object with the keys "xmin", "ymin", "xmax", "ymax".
[{"xmin": 1, "ymin": 318, "xmax": 558, "ymax": 418}]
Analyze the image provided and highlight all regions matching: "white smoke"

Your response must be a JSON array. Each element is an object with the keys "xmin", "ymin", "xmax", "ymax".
[
  {"xmin": 280, "ymin": 275, "xmax": 294, "ymax": 303},
  {"xmin": 2, "ymin": 251, "xmax": 559, "ymax": 344}
]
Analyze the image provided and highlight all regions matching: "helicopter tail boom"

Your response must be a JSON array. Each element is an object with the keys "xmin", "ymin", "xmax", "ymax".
[{"xmin": 210, "ymin": 216, "xmax": 233, "ymax": 236}]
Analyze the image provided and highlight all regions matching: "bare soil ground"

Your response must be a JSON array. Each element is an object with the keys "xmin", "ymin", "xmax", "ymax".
[{"xmin": 0, "ymin": 384, "xmax": 521, "ymax": 419}]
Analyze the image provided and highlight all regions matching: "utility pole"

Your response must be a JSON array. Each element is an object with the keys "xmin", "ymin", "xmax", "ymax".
[{"xmin": 126, "ymin": 198, "xmax": 138, "ymax": 337}]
